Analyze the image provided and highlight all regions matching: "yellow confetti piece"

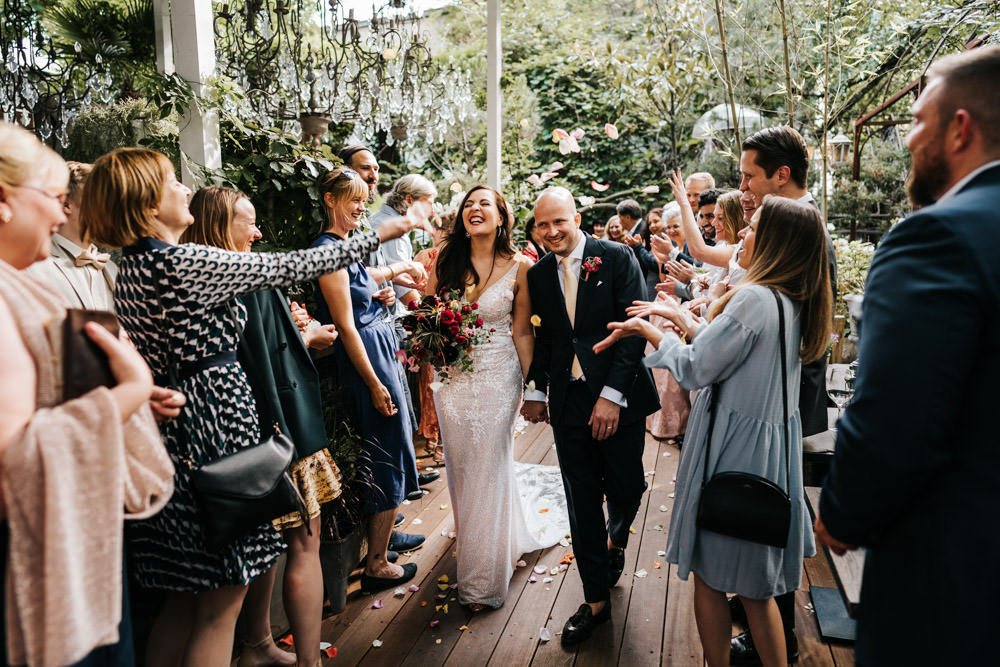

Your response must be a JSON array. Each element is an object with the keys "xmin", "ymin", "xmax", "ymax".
[
  {"xmin": 530, "ymin": 314, "xmax": 541, "ymax": 327},
  {"xmin": 437, "ymin": 584, "xmax": 449, "ymax": 591},
  {"xmin": 438, "ymin": 574, "xmax": 449, "ymax": 583},
  {"xmin": 435, "ymin": 605, "xmax": 442, "ymax": 611},
  {"xmin": 440, "ymin": 504, "xmax": 448, "ymax": 510},
  {"xmin": 459, "ymin": 625, "xmax": 469, "ymax": 631},
  {"xmin": 421, "ymin": 601, "xmax": 427, "ymax": 607},
  {"xmin": 443, "ymin": 604, "xmax": 449, "ymax": 614},
  {"xmin": 629, "ymin": 527, "xmax": 636, "ymax": 534}
]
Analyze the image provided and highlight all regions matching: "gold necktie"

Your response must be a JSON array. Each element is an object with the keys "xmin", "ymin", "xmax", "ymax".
[
  {"xmin": 562, "ymin": 256, "xmax": 584, "ymax": 380},
  {"xmin": 75, "ymin": 244, "xmax": 111, "ymax": 270}
]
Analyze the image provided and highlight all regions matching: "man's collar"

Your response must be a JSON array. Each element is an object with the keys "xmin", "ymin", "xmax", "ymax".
[
  {"xmin": 796, "ymin": 191, "xmax": 815, "ymax": 204},
  {"xmin": 51, "ymin": 233, "xmax": 84, "ymax": 258},
  {"xmin": 569, "ymin": 231, "xmax": 588, "ymax": 260},
  {"xmin": 937, "ymin": 159, "xmax": 1000, "ymax": 203}
]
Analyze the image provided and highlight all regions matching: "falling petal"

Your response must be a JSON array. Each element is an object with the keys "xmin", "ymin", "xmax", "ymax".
[
  {"xmin": 634, "ymin": 569, "xmax": 648, "ymax": 578},
  {"xmin": 578, "ymin": 195, "xmax": 596, "ymax": 207},
  {"xmin": 372, "ymin": 599, "xmax": 384, "ymax": 609},
  {"xmin": 540, "ymin": 171, "xmax": 557, "ymax": 182},
  {"xmin": 552, "ymin": 128, "xmax": 569, "ymax": 141},
  {"xmin": 519, "ymin": 118, "xmax": 530, "ymax": 128},
  {"xmin": 570, "ymin": 128, "xmax": 585, "ymax": 139},
  {"xmin": 550, "ymin": 161, "xmax": 564, "ymax": 171},
  {"xmin": 591, "ymin": 180, "xmax": 610, "ymax": 192},
  {"xmin": 527, "ymin": 174, "xmax": 543, "ymax": 186},
  {"xmin": 558, "ymin": 138, "xmax": 573, "ymax": 155},
  {"xmin": 539, "ymin": 627, "xmax": 552, "ymax": 642},
  {"xmin": 372, "ymin": 639, "xmax": 383, "ymax": 648},
  {"xmin": 642, "ymin": 185, "xmax": 660, "ymax": 194},
  {"xmin": 605, "ymin": 123, "xmax": 619, "ymax": 139},
  {"xmin": 450, "ymin": 182, "xmax": 463, "ymax": 193},
  {"xmin": 430, "ymin": 382, "xmax": 444, "ymax": 393}
]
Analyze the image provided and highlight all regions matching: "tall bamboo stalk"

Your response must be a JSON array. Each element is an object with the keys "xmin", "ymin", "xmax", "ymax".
[
  {"xmin": 777, "ymin": 0, "xmax": 793, "ymax": 125},
  {"xmin": 713, "ymin": 0, "xmax": 741, "ymax": 149}
]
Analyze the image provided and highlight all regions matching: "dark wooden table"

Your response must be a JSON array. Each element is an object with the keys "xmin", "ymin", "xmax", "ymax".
[{"xmin": 805, "ymin": 486, "xmax": 865, "ymax": 618}]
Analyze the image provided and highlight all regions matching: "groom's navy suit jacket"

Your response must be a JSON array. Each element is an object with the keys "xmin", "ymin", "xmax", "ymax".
[
  {"xmin": 526, "ymin": 236, "xmax": 659, "ymax": 426},
  {"xmin": 820, "ymin": 164, "xmax": 1000, "ymax": 665}
]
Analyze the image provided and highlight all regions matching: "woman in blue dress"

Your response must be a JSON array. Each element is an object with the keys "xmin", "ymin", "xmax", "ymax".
[
  {"xmin": 595, "ymin": 197, "xmax": 832, "ymax": 667},
  {"xmin": 82, "ymin": 149, "xmax": 425, "ymax": 667},
  {"xmin": 312, "ymin": 166, "xmax": 429, "ymax": 593}
]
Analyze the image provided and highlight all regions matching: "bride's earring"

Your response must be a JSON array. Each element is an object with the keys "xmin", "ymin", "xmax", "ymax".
[{"xmin": 465, "ymin": 230, "xmax": 471, "ymax": 238}]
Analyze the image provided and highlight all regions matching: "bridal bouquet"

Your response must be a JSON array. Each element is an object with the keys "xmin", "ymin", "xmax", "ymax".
[{"xmin": 399, "ymin": 290, "xmax": 493, "ymax": 381}]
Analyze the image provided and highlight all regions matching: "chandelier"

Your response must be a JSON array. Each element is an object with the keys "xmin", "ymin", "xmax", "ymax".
[
  {"xmin": 214, "ymin": 0, "xmax": 473, "ymax": 148},
  {"xmin": 0, "ymin": 0, "xmax": 114, "ymax": 147}
]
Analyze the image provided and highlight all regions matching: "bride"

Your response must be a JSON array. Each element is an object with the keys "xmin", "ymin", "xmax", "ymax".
[{"xmin": 426, "ymin": 185, "xmax": 567, "ymax": 610}]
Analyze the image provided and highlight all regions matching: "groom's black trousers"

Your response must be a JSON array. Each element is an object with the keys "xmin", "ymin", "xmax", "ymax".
[{"xmin": 551, "ymin": 380, "xmax": 647, "ymax": 604}]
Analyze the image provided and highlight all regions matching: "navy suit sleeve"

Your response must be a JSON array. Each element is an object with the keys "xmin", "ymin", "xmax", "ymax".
[
  {"xmin": 820, "ymin": 213, "xmax": 979, "ymax": 545},
  {"xmin": 526, "ymin": 266, "xmax": 551, "ymax": 395},
  {"xmin": 602, "ymin": 244, "xmax": 652, "ymax": 394}
]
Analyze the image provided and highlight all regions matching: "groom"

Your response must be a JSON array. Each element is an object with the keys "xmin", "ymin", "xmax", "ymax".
[{"xmin": 522, "ymin": 187, "xmax": 659, "ymax": 645}]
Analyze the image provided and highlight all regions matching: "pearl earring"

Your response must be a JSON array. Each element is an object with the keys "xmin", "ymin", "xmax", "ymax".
[{"xmin": 0, "ymin": 209, "xmax": 11, "ymax": 224}]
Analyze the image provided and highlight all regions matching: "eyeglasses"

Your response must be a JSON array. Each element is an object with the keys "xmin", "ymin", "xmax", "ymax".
[{"xmin": 19, "ymin": 183, "xmax": 68, "ymax": 206}]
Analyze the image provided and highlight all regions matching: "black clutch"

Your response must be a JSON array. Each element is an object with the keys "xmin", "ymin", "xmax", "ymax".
[
  {"xmin": 190, "ymin": 430, "xmax": 307, "ymax": 552},
  {"xmin": 62, "ymin": 309, "xmax": 119, "ymax": 400}
]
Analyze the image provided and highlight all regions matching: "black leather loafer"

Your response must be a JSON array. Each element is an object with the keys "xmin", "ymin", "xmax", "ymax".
[
  {"xmin": 418, "ymin": 470, "xmax": 440, "ymax": 485},
  {"xmin": 388, "ymin": 530, "xmax": 425, "ymax": 552},
  {"xmin": 360, "ymin": 562, "xmax": 418, "ymax": 594},
  {"xmin": 730, "ymin": 629, "xmax": 799, "ymax": 665},
  {"xmin": 608, "ymin": 547, "xmax": 626, "ymax": 587},
  {"xmin": 561, "ymin": 602, "xmax": 611, "ymax": 646},
  {"xmin": 394, "ymin": 512, "xmax": 405, "ymax": 526}
]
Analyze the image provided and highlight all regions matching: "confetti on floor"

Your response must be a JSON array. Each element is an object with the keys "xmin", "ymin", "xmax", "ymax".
[
  {"xmin": 372, "ymin": 639, "xmax": 383, "ymax": 648},
  {"xmin": 634, "ymin": 569, "xmax": 648, "ymax": 578},
  {"xmin": 539, "ymin": 627, "xmax": 552, "ymax": 642}
]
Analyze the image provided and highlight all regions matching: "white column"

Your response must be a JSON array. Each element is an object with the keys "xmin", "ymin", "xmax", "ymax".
[
  {"xmin": 486, "ymin": 0, "xmax": 502, "ymax": 190},
  {"xmin": 169, "ymin": 0, "xmax": 221, "ymax": 186},
  {"xmin": 153, "ymin": 0, "xmax": 174, "ymax": 75}
]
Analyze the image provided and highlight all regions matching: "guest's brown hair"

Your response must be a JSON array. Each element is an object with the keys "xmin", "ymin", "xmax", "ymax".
[
  {"xmin": 181, "ymin": 186, "xmax": 248, "ymax": 251},
  {"xmin": 82, "ymin": 148, "xmax": 173, "ymax": 247}
]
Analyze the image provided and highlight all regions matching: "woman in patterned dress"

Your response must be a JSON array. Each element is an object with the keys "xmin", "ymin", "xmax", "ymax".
[{"xmin": 82, "ymin": 149, "xmax": 428, "ymax": 667}]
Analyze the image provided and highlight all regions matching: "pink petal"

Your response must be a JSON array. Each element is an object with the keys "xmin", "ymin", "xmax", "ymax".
[
  {"xmin": 571, "ymin": 128, "xmax": 585, "ymax": 139},
  {"xmin": 558, "ymin": 138, "xmax": 573, "ymax": 155},
  {"xmin": 642, "ymin": 185, "xmax": 660, "ymax": 194},
  {"xmin": 591, "ymin": 180, "xmax": 610, "ymax": 192},
  {"xmin": 372, "ymin": 599, "xmax": 383, "ymax": 609},
  {"xmin": 526, "ymin": 174, "xmax": 542, "ymax": 186},
  {"xmin": 550, "ymin": 161, "xmax": 564, "ymax": 171},
  {"xmin": 552, "ymin": 128, "xmax": 569, "ymax": 141},
  {"xmin": 540, "ymin": 171, "xmax": 557, "ymax": 182},
  {"xmin": 605, "ymin": 123, "xmax": 619, "ymax": 140}
]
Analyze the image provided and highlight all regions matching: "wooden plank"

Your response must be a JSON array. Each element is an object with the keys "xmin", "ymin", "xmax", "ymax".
[
  {"xmin": 804, "ymin": 488, "xmax": 865, "ymax": 616},
  {"xmin": 661, "ymin": 564, "xmax": 704, "ymax": 667},
  {"xmin": 615, "ymin": 437, "xmax": 677, "ymax": 666},
  {"xmin": 802, "ymin": 552, "xmax": 856, "ymax": 666}
]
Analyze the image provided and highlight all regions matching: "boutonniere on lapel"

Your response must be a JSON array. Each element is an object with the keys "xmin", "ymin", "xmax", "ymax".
[{"xmin": 581, "ymin": 256, "xmax": 603, "ymax": 281}]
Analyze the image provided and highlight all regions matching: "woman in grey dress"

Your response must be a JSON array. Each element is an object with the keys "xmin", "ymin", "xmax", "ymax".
[{"xmin": 595, "ymin": 197, "xmax": 832, "ymax": 667}]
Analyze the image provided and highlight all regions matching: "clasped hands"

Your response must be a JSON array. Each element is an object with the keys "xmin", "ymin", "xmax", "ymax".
[{"xmin": 520, "ymin": 398, "xmax": 621, "ymax": 441}]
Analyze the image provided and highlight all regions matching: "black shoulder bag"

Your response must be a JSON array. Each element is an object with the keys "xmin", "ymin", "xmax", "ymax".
[
  {"xmin": 151, "ymin": 259, "xmax": 308, "ymax": 552},
  {"xmin": 695, "ymin": 289, "xmax": 792, "ymax": 549}
]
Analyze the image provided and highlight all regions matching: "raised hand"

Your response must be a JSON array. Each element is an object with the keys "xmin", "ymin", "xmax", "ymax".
[
  {"xmin": 669, "ymin": 169, "xmax": 691, "ymax": 210},
  {"xmin": 650, "ymin": 235, "xmax": 674, "ymax": 264},
  {"xmin": 626, "ymin": 298, "xmax": 679, "ymax": 321},
  {"xmin": 665, "ymin": 259, "xmax": 695, "ymax": 284},
  {"xmin": 656, "ymin": 276, "xmax": 678, "ymax": 297},
  {"xmin": 592, "ymin": 317, "xmax": 658, "ymax": 353},
  {"xmin": 623, "ymin": 233, "xmax": 642, "ymax": 247}
]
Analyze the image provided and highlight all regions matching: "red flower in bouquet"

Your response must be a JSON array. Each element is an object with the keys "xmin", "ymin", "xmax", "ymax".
[{"xmin": 399, "ymin": 289, "xmax": 493, "ymax": 383}]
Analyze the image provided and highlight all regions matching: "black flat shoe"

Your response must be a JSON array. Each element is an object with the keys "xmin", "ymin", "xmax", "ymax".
[
  {"xmin": 360, "ymin": 563, "xmax": 418, "ymax": 594},
  {"xmin": 561, "ymin": 602, "xmax": 611, "ymax": 646},
  {"xmin": 730, "ymin": 629, "xmax": 799, "ymax": 665},
  {"xmin": 608, "ymin": 547, "xmax": 626, "ymax": 588},
  {"xmin": 388, "ymin": 530, "xmax": 425, "ymax": 552},
  {"xmin": 394, "ymin": 512, "xmax": 405, "ymax": 526},
  {"xmin": 406, "ymin": 489, "xmax": 428, "ymax": 501},
  {"xmin": 418, "ymin": 470, "xmax": 440, "ymax": 486}
]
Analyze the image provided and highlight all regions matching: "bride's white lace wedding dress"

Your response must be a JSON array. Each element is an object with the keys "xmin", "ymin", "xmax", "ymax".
[{"xmin": 434, "ymin": 262, "xmax": 569, "ymax": 608}]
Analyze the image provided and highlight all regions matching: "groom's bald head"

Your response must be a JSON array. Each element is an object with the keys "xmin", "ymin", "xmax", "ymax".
[{"xmin": 534, "ymin": 187, "xmax": 583, "ymax": 257}]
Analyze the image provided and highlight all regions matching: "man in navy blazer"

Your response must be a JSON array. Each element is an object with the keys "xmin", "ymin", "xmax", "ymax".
[
  {"xmin": 522, "ymin": 187, "xmax": 659, "ymax": 645},
  {"xmin": 816, "ymin": 45, "xmax": 1000, "ymax": 665}
]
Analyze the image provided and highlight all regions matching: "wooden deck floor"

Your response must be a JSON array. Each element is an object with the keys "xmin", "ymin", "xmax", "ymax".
[{"xmin": 317, "ymin": 423, "xmax": 856, "ymax": 666}]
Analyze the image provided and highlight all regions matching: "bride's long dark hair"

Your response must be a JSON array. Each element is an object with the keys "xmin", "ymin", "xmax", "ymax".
[{"xmin": 435, "ymin": 185, "xmax": 515, "ymax": 293}]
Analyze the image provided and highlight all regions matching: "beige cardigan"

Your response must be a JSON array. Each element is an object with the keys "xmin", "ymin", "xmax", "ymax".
[{"xmin": 0, "ymin": 260, "xmax": 174, "ymax": 667}]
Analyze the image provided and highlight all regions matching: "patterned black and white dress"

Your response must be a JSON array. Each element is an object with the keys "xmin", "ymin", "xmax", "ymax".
[{"xmin": 118, "ymin": 233, "xmax": 380, "ymax": 591}]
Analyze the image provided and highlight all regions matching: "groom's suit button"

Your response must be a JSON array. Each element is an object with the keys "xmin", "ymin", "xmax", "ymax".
[{"xmin": 572, "ymin": 337, "xmax": 578, "ymax": 343}]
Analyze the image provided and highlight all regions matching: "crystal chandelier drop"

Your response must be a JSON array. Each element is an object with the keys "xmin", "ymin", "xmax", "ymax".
[
  {"xmin": 0, "ymin": 0, "xmax": 114, "ymax": 147},
  {"xmin": 214, "ymin": 0, "xmax": 472, "ymax": 147}
]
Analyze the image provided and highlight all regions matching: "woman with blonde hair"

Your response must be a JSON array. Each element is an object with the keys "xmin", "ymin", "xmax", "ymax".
[
  {"xmin": 83, "ymin": 149, "xmax": 427, "ymax": 667},
  {"xmin": 311, "ymin": 166, "xmax": 429, "ymax": 593},
  {"xmin": 597, "ymin": 197, "xmax": 831, "ymax": 667},
  {"xmin": 183, "ymin": 186, "xmax": 341, "ymax": 667},
  {"xmin": 0, "ymin": 123, "xmax": 174, "ymax": 666}
]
